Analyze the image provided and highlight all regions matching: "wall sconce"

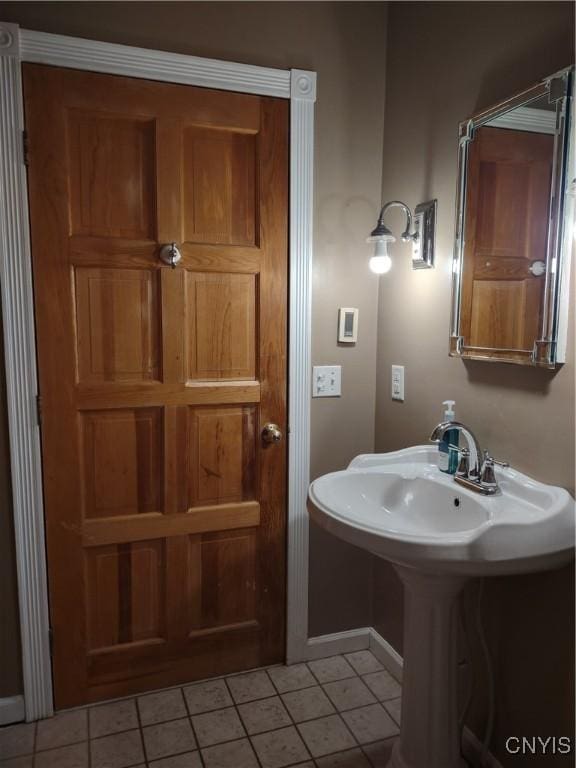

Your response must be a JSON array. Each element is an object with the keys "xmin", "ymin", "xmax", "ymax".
[{"xmin": 367, "ymin": 199, "xmax": 437, "ymax": 273}]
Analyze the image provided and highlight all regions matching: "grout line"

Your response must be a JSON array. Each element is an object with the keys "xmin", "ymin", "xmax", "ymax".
[
  {"xmin": 264, "ymin": 663, "xmax": 366, "ymax": 765},
  {"xmin": 133, "ymin": 691, "xmax": 148, "ymax": 767},
  {"xmin": 221, "ymin": 676, "xmax": 264, "ymax": 768},
  {"xmin": 86, "ymin": 706, "xmax": 92, "ymax": 768},
  {"xmin": 31, "ymin": 719, "xmax": 37, "ymax": 768},
  {"xmin": 180, "ymin": 686, "xmax": 206, "ymax": 768}
]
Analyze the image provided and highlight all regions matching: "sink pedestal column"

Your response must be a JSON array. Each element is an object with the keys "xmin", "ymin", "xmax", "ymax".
[{"xmin": 387, "ymin": 566, "xmax": 469, "ymax": 768}]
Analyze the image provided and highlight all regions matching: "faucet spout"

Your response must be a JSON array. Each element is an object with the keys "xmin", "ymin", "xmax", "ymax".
[{"xmin": 429, "ymin": 420, "xmax": 483, "ymax": 478}]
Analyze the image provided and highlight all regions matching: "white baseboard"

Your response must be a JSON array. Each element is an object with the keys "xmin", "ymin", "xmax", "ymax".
[
  {"xmin": 305, "ymin": 627, "xmax": 502, "ymax": 768},
  {"xmin": 367, "ymin": 627, "xmax": 403, "ymax": 682},
  {"xmin": 0, "ymin": 695, "xmax": 25, "ymax": 725},
  {"xmin": 304, "ymin": 627, "xmax": 371, "ymax": 660}
]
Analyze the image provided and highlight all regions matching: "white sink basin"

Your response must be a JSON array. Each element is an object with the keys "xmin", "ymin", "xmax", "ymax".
[{"xmin": 309, "ymin": 445, "xmax": 575, "ymax": 577}]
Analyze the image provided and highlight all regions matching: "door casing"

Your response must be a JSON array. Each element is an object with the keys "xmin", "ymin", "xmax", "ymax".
[{"xmin": 0, "ymin": 21, "xmax": 316, "ymax": 721}]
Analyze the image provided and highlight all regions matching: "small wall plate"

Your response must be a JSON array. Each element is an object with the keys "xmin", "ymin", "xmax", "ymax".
[
  {"xmin": 412, "ymin": 199, "xmax": 437, "ymax": 269},
  {"xmin": 338, "ymin": 307, "xmax": 358, "ymax": 343}
]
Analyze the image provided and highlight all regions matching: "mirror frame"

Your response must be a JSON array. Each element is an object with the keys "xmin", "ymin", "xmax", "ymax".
[{"xmin": 450, "ymin": 67, "xmax": 574, "ymax": 368}]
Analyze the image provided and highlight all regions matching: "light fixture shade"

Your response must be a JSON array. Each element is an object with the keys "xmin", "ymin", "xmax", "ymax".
[{"xmin": 367, "ymin": 232, "xmax": 395, "ymax": 274}]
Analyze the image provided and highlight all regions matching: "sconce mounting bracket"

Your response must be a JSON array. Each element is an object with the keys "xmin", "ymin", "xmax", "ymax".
[{"xmin": 412, "ymin": 199, "xmax": 437, "ymax": 269}]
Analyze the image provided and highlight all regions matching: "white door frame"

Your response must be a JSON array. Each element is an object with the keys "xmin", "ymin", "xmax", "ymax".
[{"xmin": 0, "ymin": 22, "xmax": 315, "ymax": 721}]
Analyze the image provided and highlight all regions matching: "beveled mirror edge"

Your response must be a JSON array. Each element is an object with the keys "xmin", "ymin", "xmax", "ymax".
[{"xmin": 449, "ymin": 66, "xmax": 575, "ymax": 369}]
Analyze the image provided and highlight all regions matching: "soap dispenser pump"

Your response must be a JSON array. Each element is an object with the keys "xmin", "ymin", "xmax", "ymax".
[{"xmin": 438, "ymin": 400, "xmax": 459, "ymax": 474}]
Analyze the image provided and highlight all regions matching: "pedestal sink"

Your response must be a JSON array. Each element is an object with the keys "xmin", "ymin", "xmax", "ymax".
[{"xmin": 308, "ymin": 446, "xmax": 575, "ymax": 768}]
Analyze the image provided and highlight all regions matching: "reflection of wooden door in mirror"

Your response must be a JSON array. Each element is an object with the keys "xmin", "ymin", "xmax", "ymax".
[
  {"xmin": 460, "ymin": 126, "xmax": 553, "ymax": 356},
  {"xmin": 23, "ymin": 63, "xmax": 288, "ymax": 708}
]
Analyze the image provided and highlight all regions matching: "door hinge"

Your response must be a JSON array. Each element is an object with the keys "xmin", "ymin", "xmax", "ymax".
[
  {"xmin": 36, "ymin": 394, "xmax": 42, "ymax": 426},
  {"xmin": 48, "ymin": 627, "xmax": 54, "ymax": 657},
  {"xmin": 22, "ymin": 130, "xmax": 29, "ymax": 167}
]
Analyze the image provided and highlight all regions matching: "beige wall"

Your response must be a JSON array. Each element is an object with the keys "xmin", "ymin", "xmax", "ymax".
[
  {"xmin": 0, "ymin": 1, "xmax": 388, "ymax": 695},
  {"xmin": 374, "ymin": 2, "xmax": 575, "ymax": 763}
]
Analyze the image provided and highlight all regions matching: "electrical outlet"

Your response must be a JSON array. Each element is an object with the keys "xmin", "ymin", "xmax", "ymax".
[
  {"xmin": 313, "ymin": 365, "xmax": 342, "ymax": 397},
  {"xmin": 391, "ymin": 364, "xmax": 405, "ymax": 401}
]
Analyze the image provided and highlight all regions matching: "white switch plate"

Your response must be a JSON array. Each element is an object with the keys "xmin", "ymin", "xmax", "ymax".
[
  {"xmin": 313, "ymin": 365, "xmax": 342, "ymax": 397},
  {"xmin": 391, "ymin": 364, "xmax": 404, "ymax": 401}
]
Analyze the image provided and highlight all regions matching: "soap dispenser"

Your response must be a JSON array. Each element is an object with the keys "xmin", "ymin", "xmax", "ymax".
[{"xmin": 438, "ymin": 400, "xmax": 459, "ymax": 474}]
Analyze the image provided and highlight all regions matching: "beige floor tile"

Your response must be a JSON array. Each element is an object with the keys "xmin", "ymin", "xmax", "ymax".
[
  {"xmin": 267, "ymin": 664, "xmax": 316, "ymax": 694},
  {"xmin": 149, "ymin": 753, "xmax": 203, "ymax": 768},
  {"xmin": 237, "ymin": 696, "xmax": 291, "ymax": 735},
  {"xmin": 183, "ymin": 680, "xmax": 233, "ymax": 715},
  {"xmin": 307, "ymin": 656, "xmax": 356, "ymax": 684},
  {"xmin": 297, "ymin": 715, "xmax": 356, "ymax": 758},
  {"xmin": 361, "ymin": 672, "xmax": 401, "ymax": 702},
  {"xmin": 0, "ymin": 756, "xmax": 34, "ymax": 768},
  {"xmin": 0, "ymin": 722, "xmax": 35, "ymax": 760},
  {"xmin": 201, "ymin": 738, "xmax": 259, "ymax": 768},
  {"xmin": 341, "ymin": 704, "xmax": 399, "ymax": 745},
  {"xmin": 36, "ymin": 710, "xmax": 87, "ymax": 752},
  {"xmin": 89, "ymin": 699, "xmax": 138, "ymax": 738},
  {"xmin": 316, "ymin": 748, "xmax": 372, "ymax": 767},
  {"xmin": 281, "ymin": 687, "xmax": 335, "ymax": 723},
  {"xmin": 362, "ymin": 738, "xmax": 396, "ymax": 767},
  {"xmin": 323, "ymin": 678, "xmax": 377, "ymax": 712},
  {"xmin": 383, "ymin": 698, "xmax": 401, "ymax": 725},
  {"xmin": 344, "ymin": 652, "xmax": 384, "ymax": 676},
  {"xmin": 226, "ymin": 671, "xmax": 276, "ymax": 704},
  {"xmin": 138, "ymin": 689, "xmax": 187, "ymax": 726},
  {"xmin": 90, "ymin": 728, "xmax": 145, "ymax": 768},
  {"xmin": 143, "ymin": 718, "xmax": 196, "ymax": 761},
  {"xmin": 251, "ymin": 725, "xmax": 310, "ymax": 768},
  {"xmin": 35, "ymin": 742, "xmax": 88, "ymax": 768},
  {"xmin": 191, "ymin": 707, "xmax": 245, "ymax": 747}
]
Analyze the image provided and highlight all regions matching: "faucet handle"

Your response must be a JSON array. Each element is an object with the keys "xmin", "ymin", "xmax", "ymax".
[
  {"xmin": 456, "ymin": 447, "xmax": 470, "ymax": 478},
  {"xmin": 483, "ymin": 449, "xmax": 509, "ymax": 469}
]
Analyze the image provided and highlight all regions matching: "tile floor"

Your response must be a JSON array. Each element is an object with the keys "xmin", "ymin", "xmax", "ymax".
[{"xmin": 0, "ymin": 652, "xmax": 402, "ymax": 768}]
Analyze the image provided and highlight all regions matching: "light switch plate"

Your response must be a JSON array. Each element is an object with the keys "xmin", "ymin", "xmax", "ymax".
[
  {"xmin": 391, "ymin": 364, "xmax": 405, "ymax": 401},
  {"xmin": 313, "ymin": 365, "xmax": 342, "ymax": 397}
]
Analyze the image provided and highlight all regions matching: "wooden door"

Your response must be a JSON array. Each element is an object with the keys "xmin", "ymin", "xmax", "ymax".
[
  {"xmin": 23, "ymin": 64, "xmax": 288, "ymax": 708},
  {"xmin": 460, "ymin": 126, "xmax": 553, "ymax": 355}
]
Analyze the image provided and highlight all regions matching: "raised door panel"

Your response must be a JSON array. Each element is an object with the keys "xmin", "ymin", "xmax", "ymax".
[
  {"xmin": 188, "ymin": 532, "xmax": 258, "ymax": 636},
  {"xmin": 188, "ymin": 406, "xmax": 257, "ymax": 508},
  {"xmin": 86, "ymin": 540, "xmax": 166, "ymax": 652},
  {"xmin": 475, "ymin": 161, "xmax": 531, "ymax": 258},
  {"xmin": 75, "ymin": 268, "xmax": 161, "ymax": 384},
  {"xmin": 186, "ymin": 273, "xmax": 257, "ymax": 380},
  {"xmin": 182, "ymin": 127, "xmax": 257, "ymax": 246},
  {"xmin": 68, "ymin": 112, "xmax": 156, "ymax": 240},
  {"xmin": 81, "ymin": 408, "xmax": 164, "ymax": 518}
]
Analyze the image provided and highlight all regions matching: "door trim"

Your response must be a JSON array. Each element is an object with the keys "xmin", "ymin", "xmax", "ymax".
[{"xmin": 0, "ymin": 21, "xmax": 315, "ymax": 721}]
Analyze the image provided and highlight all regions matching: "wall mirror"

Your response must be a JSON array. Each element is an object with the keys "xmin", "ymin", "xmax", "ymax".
[{"xmin": 450, "ymin": 67, "xmax": 574, "ymax": 368}]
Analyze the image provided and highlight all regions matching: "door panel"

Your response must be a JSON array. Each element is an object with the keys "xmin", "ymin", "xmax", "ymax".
[{"xmin": 23, "ymin": 63, "xmax": 288, "ymax": 708}]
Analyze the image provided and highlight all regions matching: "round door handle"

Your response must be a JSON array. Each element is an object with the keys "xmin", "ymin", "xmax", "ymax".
[
  {"xmin": 262, "ymin": 423, "xmax": 283, "ymax": 444},
  {"xmin": 528, "ymin": 260, "xmax": 546, "ymax": 277},
  {"xmin": 159, "ymin": 242, "xmax": 182, "ymax": 268}
]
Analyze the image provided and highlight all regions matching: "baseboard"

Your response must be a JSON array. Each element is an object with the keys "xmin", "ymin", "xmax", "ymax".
[
  {"xmin": 367, "ymin": 627, "xmax": 403, "ymax": 682},
  {"xmin": 0, "ymin": 695, "xmax": 25, "ymax": 726},
  {"xmin": 304, "ymin": 627, "xmax": 371, "ymax": 660},
  {"xmin": 305, "ymin": 627, "xmax": 502, "ymax": 768}
]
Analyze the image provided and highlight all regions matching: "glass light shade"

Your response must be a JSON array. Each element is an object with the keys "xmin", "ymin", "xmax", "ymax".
[{"xmin": 368, "ymin": 236, "xmax": 394, "ymax": 274}]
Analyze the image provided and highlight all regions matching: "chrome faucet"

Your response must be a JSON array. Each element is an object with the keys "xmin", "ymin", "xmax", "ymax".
[{"xmin": 429, "ymin": 421, "xmax": 509, "ymax": 496}]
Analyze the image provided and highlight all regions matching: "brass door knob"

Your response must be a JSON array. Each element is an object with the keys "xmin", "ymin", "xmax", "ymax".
[{"xmin": 262, "ymin": 423, "xmax": 283, "ymax": 444}]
